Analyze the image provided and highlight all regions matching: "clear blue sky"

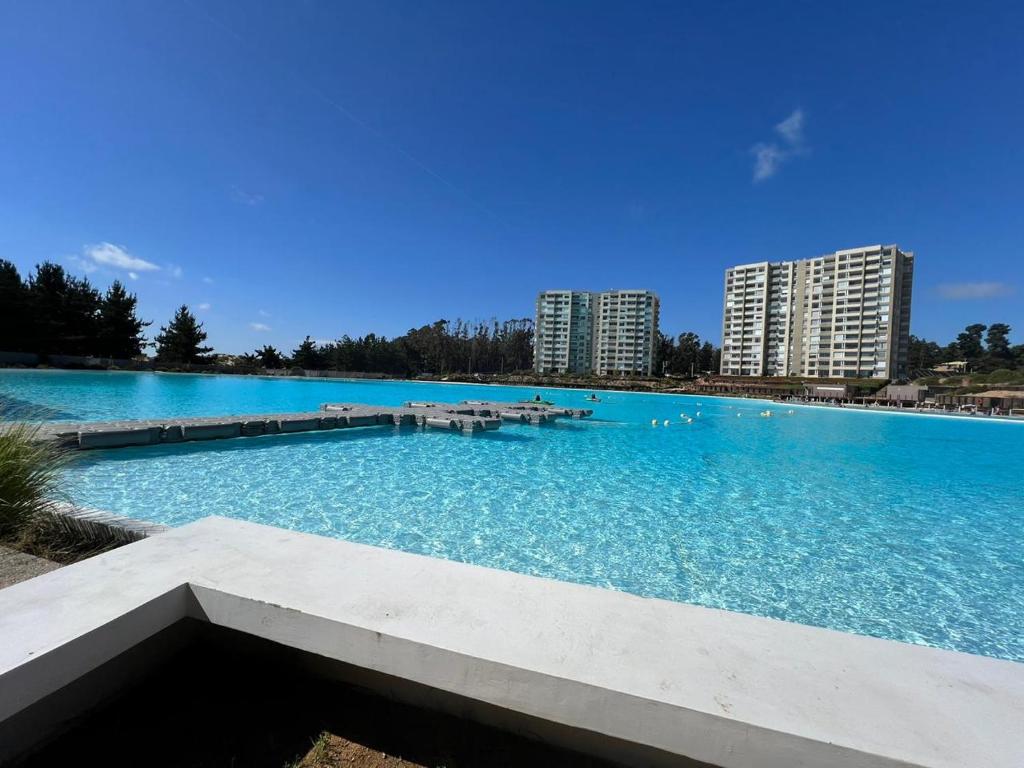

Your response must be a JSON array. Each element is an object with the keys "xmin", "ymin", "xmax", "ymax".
[{"xmin": 1, "ymin": 1, "xmax": 1021, "ymax": 354}]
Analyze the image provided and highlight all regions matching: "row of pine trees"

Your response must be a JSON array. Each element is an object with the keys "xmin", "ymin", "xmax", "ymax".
[
  {"xmin": 3, "ymin": 259, "xmax": 729, "ymax": 376},
  {"xmin": 1, "ymin": 260, "xmax": 149, "ymax": 359},
  {"xmin": 252, "ymin": 317, "xmax": 536, "ymax": 376},
  {"xmin": 655, "ymin": 331, "xmax": 721, "ymax": 377},
  {"xmin": 0, "ymin": 260, "xmax": 538, "ymax": 373},
  {"xmin": 0, "ymin": 260, "xmax": 211, "ymax": 363}
]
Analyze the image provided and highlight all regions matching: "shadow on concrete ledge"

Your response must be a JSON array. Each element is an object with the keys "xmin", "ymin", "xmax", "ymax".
[{"xmin": 19, "ymin": 621, "xmax": 632, "ymax": 768}]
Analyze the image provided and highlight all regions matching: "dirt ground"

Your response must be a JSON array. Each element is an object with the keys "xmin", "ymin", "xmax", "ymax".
[
  {"xmin": 291, "ymin": 732, "xmax": 433, "ymax": 768},
  {"xmin": 0, "ymin": 544, "xmax": 59, "ymax": 589}
]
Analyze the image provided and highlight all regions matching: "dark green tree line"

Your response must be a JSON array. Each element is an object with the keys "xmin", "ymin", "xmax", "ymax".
[
  {"xmin": 153, "ymin": 305, "xmax": 212, "ymax": 364},
  {"xmin": 252, "ymin": 345, "xmax": 284, "ymax": 368},
  {"xmin": 910, "ymin": 322, "xmax": 1023, "ymax": 373},
  {"xmin": 273, "ymin": 318, "xmax": 535, "ymax": 376},
  {"xmin": 0, "ymin": 260, "xmax": 149, "ymax": 359},
  {"xmin": 655, "ymin": 331, "xmax": 721, "ymax": 376},
  {"xmin": 290, "ymin": 336, "xmax": 325, "ymax": 370},
  {"xmin": 97, "ymin": 281, "xmax": 151, "ymax": 358}
]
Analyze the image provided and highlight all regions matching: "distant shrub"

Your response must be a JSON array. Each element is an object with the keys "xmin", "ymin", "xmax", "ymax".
[
  {"xmin": 988, "ymin": 368, "xmax": 1020, "ymax": 383},
  {"xmin": 952, "ymin": 385, "xmax": 988, "ymax": 395}
]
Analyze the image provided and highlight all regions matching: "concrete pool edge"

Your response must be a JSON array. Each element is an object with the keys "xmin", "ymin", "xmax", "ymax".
[
  {"xmin": 46, "ymin": 501, "xmax": 171, "ymax": 542},
  {"xmin": 1, "ymin": 517, "xmax": 1021, "ymax": 767}
]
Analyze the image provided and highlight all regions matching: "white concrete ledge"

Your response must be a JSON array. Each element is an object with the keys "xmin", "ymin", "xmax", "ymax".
[{"xmin": 1, "ymin": 517, "xmax": 1021, "ymax": 767}]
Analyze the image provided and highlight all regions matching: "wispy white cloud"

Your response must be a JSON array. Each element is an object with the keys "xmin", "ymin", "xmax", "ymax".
[
  {"xmin": 258, "ymin": 309, "xmax": 271, "ymax": 317},
  {"xmin": 202, "ymin": 276, "xmax": 215, "ymax": 284},
  {"xmin": 67, "ymin": 255, "xmax": 99, "ymax": 274},
  {"xmin": 198, "ymin": 302, "xmax": 211, "ymax": 311},
  {"xmin": 85, "ymin": 242, "xmax": 160, "ymax": 272},
  {"xmin": 231, "ymin": 186, "xmax": 265, "ymax": 206},
  {"xmin": 775, "ymin": 109, "xmax": 804, "ymax": 145},
  {"xmin": 751, "ymin": 109, "xmax": 807, "ymax": 182},
  {"xmin": 249, "ymin": 322, "xmax": 271, "ymax": 332},
  {"xmin": 168, "ymin": 264, "xmax": 184, "ymax": 279},
  {"xmin": 751, "ymin": 143, "xmax": 786, "ymax": 182},
  {"xmin": 128, "ymin": 271, "xmax": 139, "ymax": 280},
  {"xmin": 936, "ymin": 282, "xmax": 1015, "ymax": 300}
]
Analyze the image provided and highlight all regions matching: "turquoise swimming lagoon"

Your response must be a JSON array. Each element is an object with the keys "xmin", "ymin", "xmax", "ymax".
[{"xmin": 2, "ymin": 369, "xmax": 1022, "ymax": 661}]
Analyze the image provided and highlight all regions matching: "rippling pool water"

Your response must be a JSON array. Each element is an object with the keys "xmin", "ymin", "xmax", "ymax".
[{"xmin": 3, "ymin": 369, "xmax": 1023, "ymax": 660}]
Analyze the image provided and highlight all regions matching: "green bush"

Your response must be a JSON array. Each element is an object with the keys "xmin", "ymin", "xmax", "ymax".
[
  {"xmin": 988, "ymin": 368, "xmax": 1022, "ymax": 384},
  {"xmin": 952, "ymin": 384, "xmax": 989, "ymax": 395},
  {"xmin": 0, "ymin": 422, "xmax": 71, "ymax": 540}
]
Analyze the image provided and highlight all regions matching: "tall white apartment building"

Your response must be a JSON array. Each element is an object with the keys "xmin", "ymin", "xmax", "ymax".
[
  {"xmin": 592, "ymin": 290, "xmax": 660, "ymax": 376},
  {"xmin": 534, "ymin": 289, "xmax": 659, "ymax": 376},
  {"xmin": 720, "ymin": 244, "xmax": 914, "ymax": 379},
  {"xmin": 534, "ymin": 290, "xmax": 596, "ymax": 374}
]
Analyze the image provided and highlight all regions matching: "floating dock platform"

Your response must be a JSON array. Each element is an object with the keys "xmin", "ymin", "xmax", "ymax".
[
  {"xmin": 399, "ymin": 400, "xmax": 593, "ymax": 425},
  {"xmin": 32, "ymin": 398, "xmax": 591, "ymax": 450},
  {"xmin": 35, "ymin": 400, "xmax": 592, "ymax": 451},
  {"xmin": 320, "ymin": 403, "xmax": 501, "ymax": 434}
]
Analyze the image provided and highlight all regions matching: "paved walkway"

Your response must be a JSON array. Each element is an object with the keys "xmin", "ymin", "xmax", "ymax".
[{"xmin": 0, "ymin": 546, "xmax": 59, "ymax": 589}]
